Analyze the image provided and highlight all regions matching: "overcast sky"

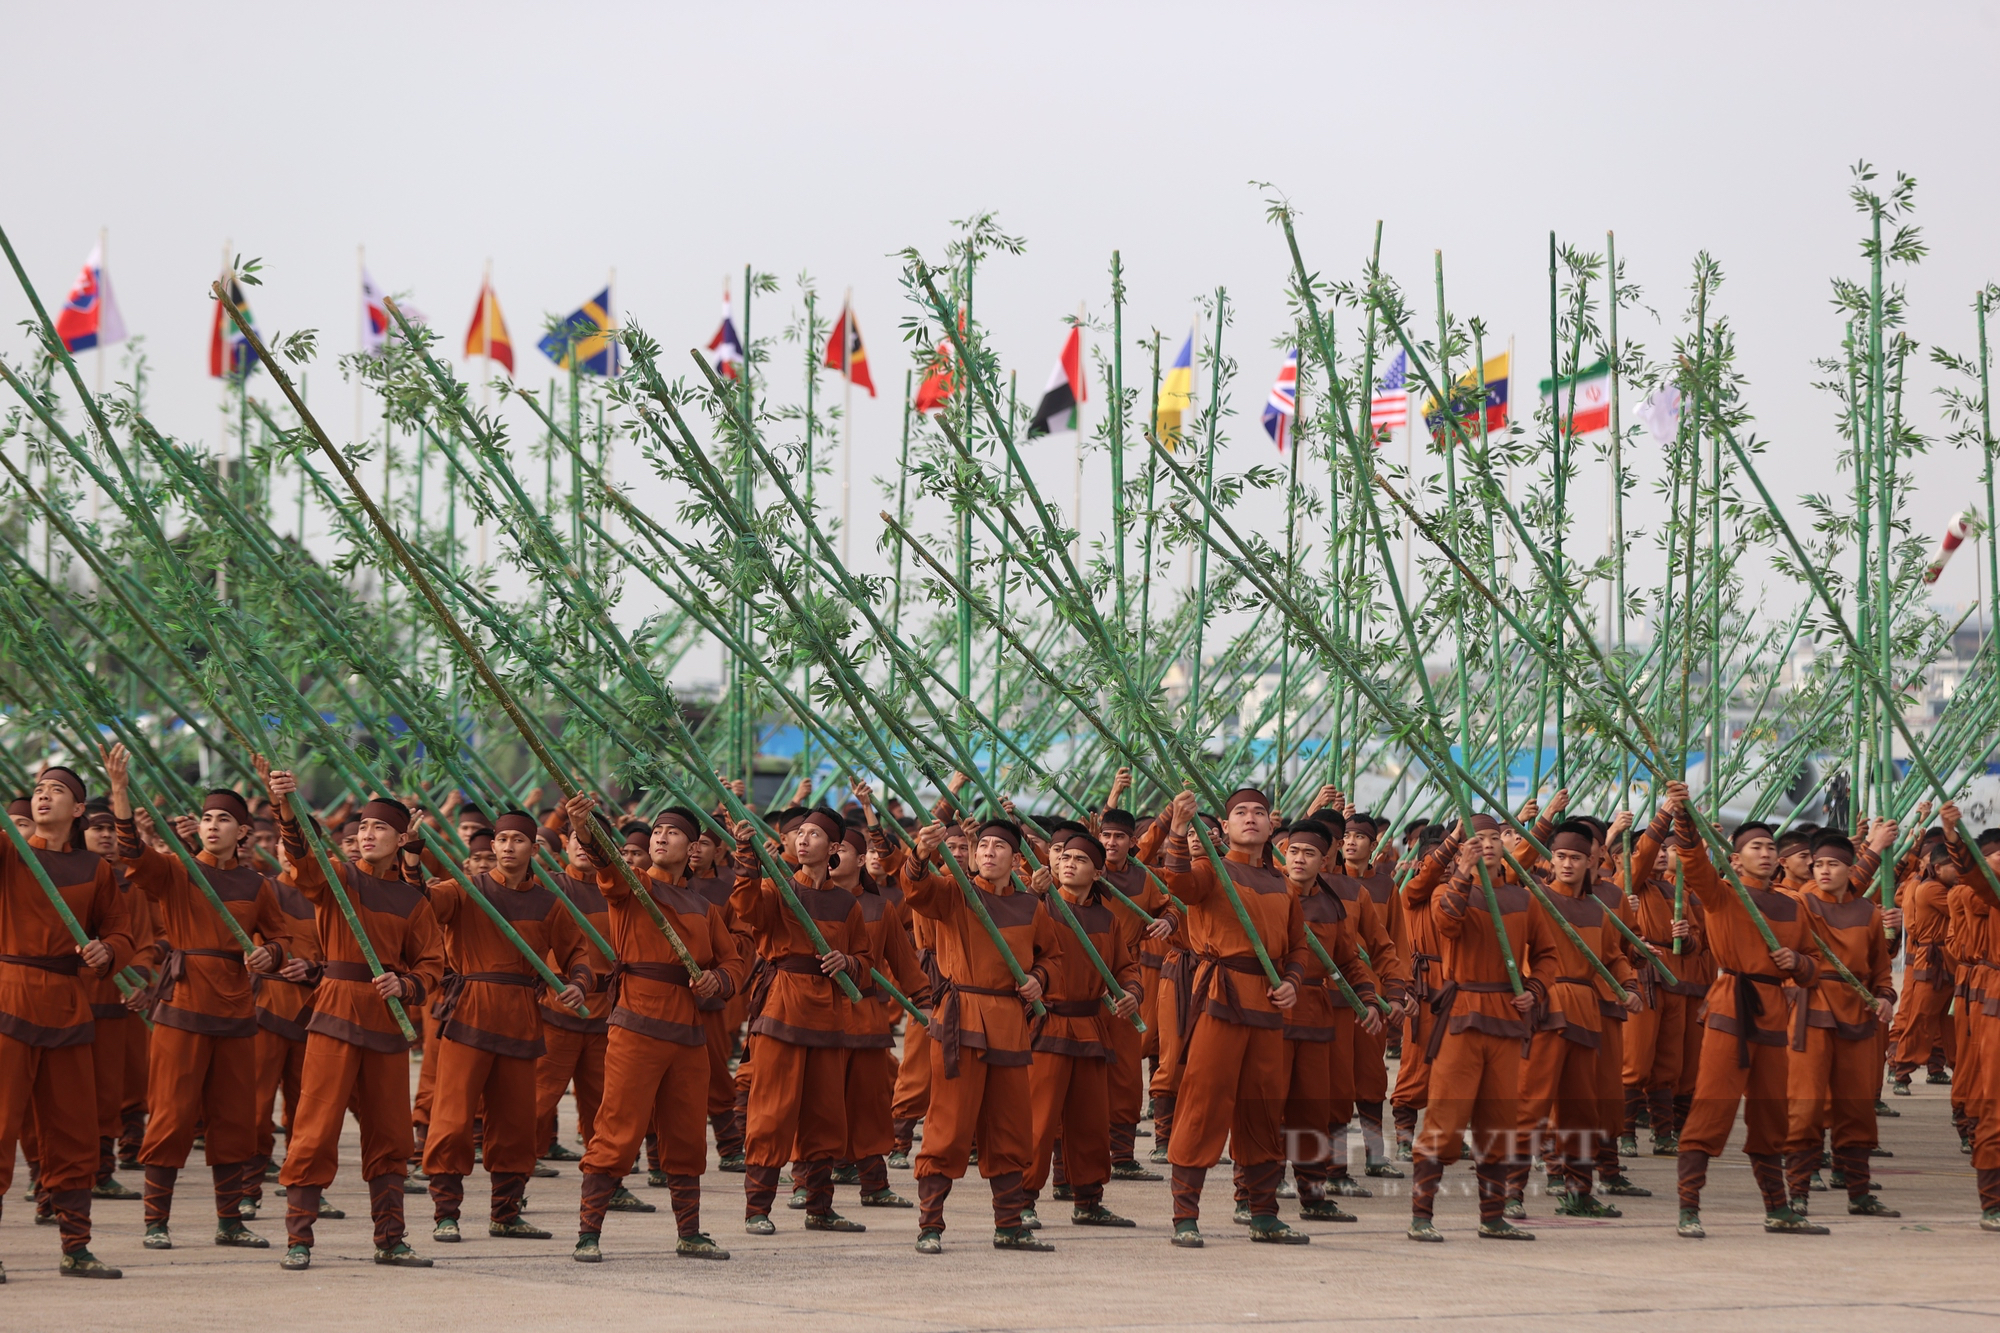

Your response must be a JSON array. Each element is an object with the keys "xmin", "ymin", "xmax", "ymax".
[{"xmin": 7, "ymin": 1, "xmax": 2000, "ymax": 693}]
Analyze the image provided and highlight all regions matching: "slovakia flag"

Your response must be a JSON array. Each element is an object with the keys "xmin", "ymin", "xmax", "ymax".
[{"xmin": 55, "ymin": 242, "xmax": 127, "ymax": 354}]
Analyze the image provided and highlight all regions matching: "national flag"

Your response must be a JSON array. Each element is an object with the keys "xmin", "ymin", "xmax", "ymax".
[
  {"xmin": 1637, "ymin": 384, "xmax": 1682, "ymax": 444},
  {"xmin": 208, "ymin": 272, "xmax": 258, "ymax": 379},
  {"xmin": 707, "ymin": 284, "xmax": 745, "ymax": 381},
  {"xmin": 913, "ymin": 338, "xmax": 954, "ymax": 413},
  {"xmin": 361, "ymin": 268, "xmax": 391, "ymax": 354},
  {"xmin": 1369, "ymin": 349, "xmax": 1408, "ymax": 435},
  {"xmin": 1421, "ymin": 351, "xmax": 1509, "ymax": 445},
  {"xmin": 1155, "ymin": 331, "xmax": 1194, "ymax": 448},
  {"xmin": 540, "ymin": 287, "xmax": 619, "ymax": 376},
  {"xmin": 463, "ymin": 276, "xmax": 515, "ymax": 375},
  {"xmin": 357, "ymin": 270, "xmax": 426, "ymax": 354},
  {"xmin": 1027, "ymin": 325, "xmax": 1086, "ymax": 437},
  {"xmin": 1538, "ymin": 357, "xmax": 1612, "ymax": 436},
  {"xmin": 1261, "ymin": 348, "xmax": 1297, "ymax": 452},
  {"xmin": 54, "ymin": 242, "xmax": 127, "ymax": 354},
  {"xmin": 822, "ymin": 297, "xmax": 875, "ymax": 397},
  {"xmin": 1924, "ymin": 509, "xmax": 1981, "ymax": 584}
]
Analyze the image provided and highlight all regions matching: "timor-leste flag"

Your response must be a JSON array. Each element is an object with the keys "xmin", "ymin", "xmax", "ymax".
[
  {"xmin": 464, "ymin": 276, "xmax": 514, "ymax": 375},
  {"xmin": 1027, "ymin": 324, "xmax": 1085, "ymax": 437},
  {"xmin": 822, "ymin": 297, "xmax": 875, "ymax": 396}
]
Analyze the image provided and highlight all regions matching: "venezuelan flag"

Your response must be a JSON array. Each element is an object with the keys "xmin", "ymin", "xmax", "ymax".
[
  {"xmin": 1155, "ymin": 331, "xmax": 1194, "ymax": 448},
  {"xmin": 1420, "ymin": 351, "xmax": 1509, "ymax": 445},
  {"xmin": 539, "ymin": 287, "xmax": 619, "ymax": 376}
]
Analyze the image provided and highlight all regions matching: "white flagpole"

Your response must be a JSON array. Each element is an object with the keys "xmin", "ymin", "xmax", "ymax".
[
  {"xmin": 478, "ymin": 260, "xmax": 492, "ymax": 572},
  {"xmin": 841, "ymin": 289, "xmax": 853, "ymax": 568},
  {"xmin": 1073, "ymin": 302, "xmax": 1086, "ymax": 561},
  {"xmin": 92, "ymin": 225, "xmax": 106, "ymax": 525},
  {"xmin": 355, "ymin": 244, "xmax": 365, "ymax": 453}
]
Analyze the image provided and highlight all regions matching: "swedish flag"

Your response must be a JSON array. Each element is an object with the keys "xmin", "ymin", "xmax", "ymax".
[{"xmin": 539, "ymin": 287, "xmax": 619, "ymax": 376}]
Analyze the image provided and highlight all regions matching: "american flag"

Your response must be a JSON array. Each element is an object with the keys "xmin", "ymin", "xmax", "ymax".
[
  {"xmin": 1261, "ymin": 348, "xmax": 1297, "ymax": 452},
  {"xmin": 1370, "ymin": 349, "xmax": 1408, "ymax": 434}
]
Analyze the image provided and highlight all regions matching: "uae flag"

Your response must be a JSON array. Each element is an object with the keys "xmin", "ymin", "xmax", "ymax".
[{"xmin": 1027, "ymin": 325, "xmax": 1085, "ymax": 436}]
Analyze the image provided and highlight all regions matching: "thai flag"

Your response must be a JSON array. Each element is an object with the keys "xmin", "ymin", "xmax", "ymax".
[
  {"xmin": 707, "ymin": 284, "xmax": 745, "ymax": 381},
  {"xmin": 54, "ymin": 242, "xmax": 127, "ymax": 354},
  {"xmin": 1261, "ymin": 348, "xmax": 1297, "ymax": 452},
  {"xmin": 1370, "ymin": 349, "xmax": 1408, "ymax": 434}
]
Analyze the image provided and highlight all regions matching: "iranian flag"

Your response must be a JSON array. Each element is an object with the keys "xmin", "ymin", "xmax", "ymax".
[{"xmin": 1539, "ymin": 357, "xmax": 1612, "ymax": 435}]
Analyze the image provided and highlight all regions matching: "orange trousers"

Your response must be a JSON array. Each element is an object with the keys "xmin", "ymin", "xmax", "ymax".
[
  {"xmin": 1391, "ymin": 1004, "xmax": 1437, "ymax": 1112},
  {"xmin": 121, "ymin": 1013, "xmax": 150, "ymax": 1149},
  {"xmin": 91, "ymin": 1012, "xmax": 137, "ymax": 1156},
  {"xmin": 1784, "ymin": 1025, "xmax": 1874, "ymax": 1152},
  {"xmin": 1622, "ymin": 990, "xmax": 1687, "ymax": 1089},
  {"xmin": 914, "ymin": 1046, "xmax": 1034, "ymax": 1180},
  {"xmin": 1595, "ymin": 1016, "xmax": 1626, "ymax": 1151},
  {"xmin": 138, "ymin": 1025, "xmax": 258, "ymax": 1168},
  {"xmin": 1107, "ymin": 1006, "xmax": 1146, "ymax": 1129},
  {"xmin": 891, "ymin": 1019, "xmax": 933, "ymax": 1126},
  {"xmin": 580, "ymin": 1028, "xmax": 709, "ymax": 1178},
  {"xmin": 423, "ymin": 1039, "xmax": 539, "ymax": 1178},
  {"xmin": 744, "ymin": 1035, "xmax": 850, "ymax": 1169},
  {"xmin": 1025, "ymin": 1051, "xmax": 1110, "ymax": 1198},
  {"xmin": 1510, "ymin": 1030, "xmax": 1598, "ymax": 1194},
  {"xmin": 1971, "ymin": 1009, "xmax": 2000, "ymax": 1171},
  {"xmin": 704, "ymin": 1012, "xmax": 737, "ymax": 1119},
  {"xmin": 1278, "ymin": 1037, "xmax": 1335, "ymax": 1187},
  {"xmin": 535, "ymin": 1026, "xmax": 606, "ymax": 1151},
  {"xmin": 1169, "ymin": 1018, "xmax": 1286, "ymax": 1169},
  {"xmin": 279, "ymin": 1033, "xmax": 414, "ymax": 1189},
  {"xmin": 842, "ymin": 1045, "xmax": 898, "ymax": 1162},
  {"xmin": 1138, "ymin": 960, "xmax": 1162, "ymax": 1060},
  {"xmin": 1415, "ymin": 1028, "xmax": 1522, "ymax": 1167},
  {"xmin": 1148, "ymin": 967, "xmax": 1187, "ymax": 1101},
  {"xmin": 1890, "ymin": 976, "xmax": 1955, "ymax": 1075},
  {"xmin": 1679, "ymin": 1026, "xmax": 1789, "ymax": 1157},
  {"xmin": 254, "ymin": 1028, "xmax": 306, "ymax": 1162},
  {"xmin": 412, "ymin": 1007, "xmax": 442, "ymax": 1126},
  {"xmin": 0, "ymin": 1036, "xmax": 98, "ymax": 1251}
]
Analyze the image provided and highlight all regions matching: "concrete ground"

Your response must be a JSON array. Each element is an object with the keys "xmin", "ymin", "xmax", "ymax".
[{"xmin": 4, "ymin": 1068, "xmax": 1993, "ymax": 1331}]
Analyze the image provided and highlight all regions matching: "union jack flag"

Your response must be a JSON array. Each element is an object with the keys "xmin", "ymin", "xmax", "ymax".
[{"xmin": 1261, "ymin": 348, "xmax": 1297, "ymax": 452}]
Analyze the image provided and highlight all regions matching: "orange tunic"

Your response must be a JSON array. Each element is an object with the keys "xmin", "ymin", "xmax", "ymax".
[
  {"xmin": 279, "ymin": 821, "xmax": 445, "ymax": 1053},
  {"xmin": 425, "ymin": 870, "xmax": 594, "ymax": 1060},
  {"xmin": 595, "ymin": 863, "xmax": 749, "ymax": 1047},
  {"xmin": 1676, "ymin": 812, "xmax": 1822, "ymax": 1060},
  {"xmin": 730, "ymin": 844, "xmax": 872, "ymax": 1048},
  {"xmin": 1159, "ymin": 838, "xmax": 1311, "ymax": 1033},
  {"xmin": 1287, "ymin": 877, "xmax": 1379, "ymax": 1041},
  {"xmin": 1792, "ymin": 882, "xmax": 1895, "ymax": 1044},
  {"xmin": 0, "ymin": 834, "xmax": 135, "ymax": 1047},
  {"xmin": 122, "ymin": 835, "xmax": 290, "ymax": 1039},
  {"xmin": 1032, "ymin": 884, "xmax": 1141, "ymax": 1060},
  {"xmin": 901, "ymin": 859, "xmax": 1058, "ymax": 1073},
  {"xmin": 254, "ymin": 876, "xmax": 322, "ymax": 1042},
  {"xmin": 540, "ymin": 870, "xmax": 611, "ymax": 1038}
]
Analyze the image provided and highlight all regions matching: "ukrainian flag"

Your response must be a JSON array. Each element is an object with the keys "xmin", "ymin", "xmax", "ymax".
[
  {"xmin": 1155, "ymin": 330, "xmax": 1194, "ymax": 448},
  {"xmin": 539, "ymin": 287, "xmax": 620, "ymax": 376}
]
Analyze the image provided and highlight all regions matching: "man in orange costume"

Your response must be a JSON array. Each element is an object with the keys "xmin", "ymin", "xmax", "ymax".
[
  {"xmin": 570, "ymin": 800, "xmax": 748, "ymax": 1262},
  {"xmin": 1406, "ymin": 812, "xmax": 1558, "ymax": 1243},
  {"xmin": 420, "ymin": 810, "xmax": 592, "ymax": 1243},
  {"xmin": 1022, "ymin": 830, "xmax": 1144, "ymax": 1229},
  {"xmin": 1669, "ymin": 788, "xmax": 1827, "ymax": 1238},
  {"xmin": 1780, "ymin": 825, "xmax": 1900, "ymax": 1219},
  {"xmin": 0, "ymin": 764, "xmax": 135, "ymax": 1280},
  {"xmin": 732, "ymin": 807, "xmax": 873, "ymax": 1234},
  {"xmin": 1159, "ymin": 788, "xmax": 1312, "ymax": 1248},
  {"xmin": 273, "ymin": 783, "xmax": 445, "ymax": 1271},
  {"xmin": 901, "ymin": 816, "xmax": 1059, "ymax": 1254},
  {"xmin": 1503, "ymin": 817, "xmax": 1638, "ymax": 1221},
  {"xmin": 106, "ymin": 748, "xmax": 290, "ymax": 1251}
]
